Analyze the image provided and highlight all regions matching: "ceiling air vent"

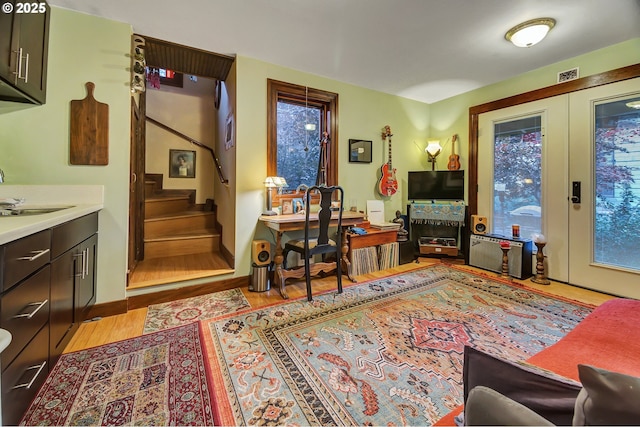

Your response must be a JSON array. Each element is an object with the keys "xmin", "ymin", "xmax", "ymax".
[{"xmin": 557, "ymin": 67, "xmax": 579, "ymax": 83}]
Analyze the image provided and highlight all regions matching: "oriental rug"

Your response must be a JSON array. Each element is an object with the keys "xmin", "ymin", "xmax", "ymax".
[
  {"xmin": 201, "ymin": 264, "xmax": 593, "ymax": 426},
  {"xmin": 144, "ymin": 287, "xmax": 250, "ymax": 334},
  {"xmin": 21, "ymin": 323, "xmax": 215, "ymax": 426}
]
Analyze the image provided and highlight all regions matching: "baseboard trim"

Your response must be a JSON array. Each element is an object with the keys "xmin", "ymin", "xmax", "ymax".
[{"xmin": 87, "ymin": 274, "xmax": 250, "ymax": 318}]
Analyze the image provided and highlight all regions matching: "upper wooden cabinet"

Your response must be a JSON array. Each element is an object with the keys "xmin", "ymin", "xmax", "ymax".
[{"xmin": 0, "ymin": 0, "xmax": 50, "ymax": 104}]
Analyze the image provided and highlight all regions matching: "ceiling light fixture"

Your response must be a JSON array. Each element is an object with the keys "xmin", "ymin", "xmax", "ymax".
[
  {"xmin": 626, "ymin": 100, "xmax": 640, "ymax": 109},
  {"xmin": 505, "ymin": 17, "xmax": 556, "ymax": 48}
]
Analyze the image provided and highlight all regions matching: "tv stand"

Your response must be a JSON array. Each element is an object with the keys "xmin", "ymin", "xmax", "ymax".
[{"xmin": 407, "ymin": 202, "xmax": 467, "ymax": 260}]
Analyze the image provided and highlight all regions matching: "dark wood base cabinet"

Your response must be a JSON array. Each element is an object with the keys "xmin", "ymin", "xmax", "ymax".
[{"xmin": 0, "ymin": 212, "xmax": 98, "ymax": 425}]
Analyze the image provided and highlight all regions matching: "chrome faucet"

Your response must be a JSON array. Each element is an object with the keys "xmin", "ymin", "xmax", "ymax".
[{"xmin": 0, "ymin": 169, "xmax": 4, "ymax": 183}]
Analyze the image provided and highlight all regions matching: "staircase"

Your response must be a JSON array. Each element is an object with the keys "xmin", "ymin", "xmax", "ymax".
[{"xmin": 127, "ymin": 174, "xmax": 233, "ymax": 289}]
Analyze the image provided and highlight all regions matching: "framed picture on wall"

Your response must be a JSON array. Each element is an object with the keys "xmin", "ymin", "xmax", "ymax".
[
  {"xmin": 169, "ymin": 149, "xmax": 196, "ymax": 178},
  {"xmin": 349, "ymin": 139, "xmax": 372, "ymax": 163}
]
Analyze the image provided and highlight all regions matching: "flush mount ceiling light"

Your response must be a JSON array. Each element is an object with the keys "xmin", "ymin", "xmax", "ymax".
[
  {"xmin": 626, "ymin": 100, "xmax": 640, "ymax": 109},
  {"xmin": 505, "ymin": 18, "xmax": 556, "ymax": 47}
]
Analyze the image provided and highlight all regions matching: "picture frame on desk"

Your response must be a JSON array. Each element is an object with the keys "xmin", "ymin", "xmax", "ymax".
[
  {"xmin": 292, "ymin": 198, "xmax": 304, "ymax": 214},
  {"xmin": 281, "ymin": 200, "xmax": 293, "ymax": 215}
]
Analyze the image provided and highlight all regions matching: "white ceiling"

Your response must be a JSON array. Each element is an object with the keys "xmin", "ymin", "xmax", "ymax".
[{"xmin": 48, "ymin": 0, "xmax": 640, "ymax": 103}]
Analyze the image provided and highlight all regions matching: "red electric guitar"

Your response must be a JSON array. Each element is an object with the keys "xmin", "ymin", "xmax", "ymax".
[{"xmin": 377, "ymin": 125, "xmax": 398, "ymax": 196}]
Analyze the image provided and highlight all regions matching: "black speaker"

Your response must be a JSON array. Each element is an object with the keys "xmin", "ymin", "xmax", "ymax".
[
  {"xmin": 471, "ymin": 215, "xmax": 488, "ymax": 234},
  {"xmin": 251, "ymin": 240, "xmax": 271, "ymax": 267}
]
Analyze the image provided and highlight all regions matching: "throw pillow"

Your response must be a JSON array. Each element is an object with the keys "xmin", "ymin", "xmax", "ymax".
[
  {"xmin": 463, "ymin": 346, "xmax": 581, "ymax": 426},
  {"xmin": 465, "ymin": 386, "xmax": 554, "ymax": 426},
  {"xmin": 573, "ymin": 364, "xmax": 640, "ymax": 425}
]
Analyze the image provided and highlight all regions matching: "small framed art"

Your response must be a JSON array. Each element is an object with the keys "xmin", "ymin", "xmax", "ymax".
[
  {"xmin": 292, "ymin": 198, "xmax": 305, "ymax": 214},
  {"xmin": 349, "ymin": 139, "xmax": 372, "ymax": 163},
  {"xmin": 281, "ymin": 200, "xmax": 293, "ymax": 215},
  {"xmin": 169, "ymin": 149, "xmax": 196, "ymax": 178}
]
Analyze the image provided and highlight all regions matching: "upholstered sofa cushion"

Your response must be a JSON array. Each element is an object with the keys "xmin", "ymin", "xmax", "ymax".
[
  {"xmin": 465, "ymin": 385, "xmax": 554, "ymax": 426},
  {"xmin": 573, "ymin": 364, "xmax": 640, "ymax": 425},
  {"xmin": 463, "ymin": 346, "xmax": 581, "ymax": 426}
]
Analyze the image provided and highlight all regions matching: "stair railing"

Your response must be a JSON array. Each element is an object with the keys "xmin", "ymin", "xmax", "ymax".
[{"xmin": 146, "ymin": 116, "xmax": 229, "ymax": 185}]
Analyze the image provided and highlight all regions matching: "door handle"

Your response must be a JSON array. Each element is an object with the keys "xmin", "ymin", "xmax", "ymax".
[{"xmin": 571, "ymin": 181, "xmax": 581, "ymax": 203}]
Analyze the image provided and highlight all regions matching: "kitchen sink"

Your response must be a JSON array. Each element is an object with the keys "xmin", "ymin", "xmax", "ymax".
[{"xmin": 0, "ymin": 206, "xmax": 75, "ymax": 216}]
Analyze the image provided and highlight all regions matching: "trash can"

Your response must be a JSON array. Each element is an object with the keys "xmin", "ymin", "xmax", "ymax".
[{"xmin": 249, "ymin": 263, "xmax": 270, "ymax": 292}]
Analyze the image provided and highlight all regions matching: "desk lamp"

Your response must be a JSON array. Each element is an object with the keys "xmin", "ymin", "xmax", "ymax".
[{"xmin": 263, "ymin": 176, "xmax": 287, "ymax": 215}]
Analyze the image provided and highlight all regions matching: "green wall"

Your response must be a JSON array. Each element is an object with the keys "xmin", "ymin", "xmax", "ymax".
[
  {"xmin": 428, "ymin": 38, "xmax": 640, "ymax": 174},
  {"xmin": 233, "ymin": 56, "xmax": 431, "ymax": 275},
  {"xmin": 0, "ymin": 8, "xmax": 132, "ymax": 304}
]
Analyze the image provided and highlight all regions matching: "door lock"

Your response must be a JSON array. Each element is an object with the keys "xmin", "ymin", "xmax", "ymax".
[{"xmin": 571, "ymin": 181, "xmax": 581, "ymax": 204}]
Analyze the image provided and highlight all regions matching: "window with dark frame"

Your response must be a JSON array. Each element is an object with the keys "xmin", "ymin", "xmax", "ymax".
[{"xmin": 267, "ymin": 79, "xmax": 338, "ymax": 204}]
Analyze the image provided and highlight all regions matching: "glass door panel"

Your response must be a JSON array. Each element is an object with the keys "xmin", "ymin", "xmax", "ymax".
[
  {"xmin": 493, "ymin": 116, "xmax": 543, "ymax": 240},
  {"xmin": 593, "ymin": 96, "xmax": 640, "ymax": 271}
]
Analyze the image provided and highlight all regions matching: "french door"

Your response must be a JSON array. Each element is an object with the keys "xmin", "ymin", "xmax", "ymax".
[
  {"xmin": 478, "ymin": 78, "xmax": 640, "ymax": 297},
  {"xmin": 568, "ymin": 79, "xmax": 640, "ymax": 298}
]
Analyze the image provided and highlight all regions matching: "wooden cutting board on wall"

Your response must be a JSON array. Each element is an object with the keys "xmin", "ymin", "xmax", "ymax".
[{"xmin": 70, "ymin": 82, "xmax": 109, "ymax": 165}]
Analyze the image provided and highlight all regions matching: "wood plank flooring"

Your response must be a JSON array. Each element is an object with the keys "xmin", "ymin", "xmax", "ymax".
[
  {"xmin": 66, "ymin": 258, "xmax": 615, "ymax": 353},
  {"xmin": 128, "ymin": 252, "xmax": 233, "ymax": 289}
]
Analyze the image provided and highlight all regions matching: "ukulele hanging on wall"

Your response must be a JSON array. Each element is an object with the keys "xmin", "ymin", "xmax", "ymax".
[
  {"xmin": 447, "ymin": 134, "xmax": 461, "ymax": 171},
  {"xmin": 377, "ymin": 125, "xmax": 398, "ymax": 196}
]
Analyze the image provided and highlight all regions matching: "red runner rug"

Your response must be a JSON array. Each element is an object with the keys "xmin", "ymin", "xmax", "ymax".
[
  {"xmin": 527, "ymin": 298, "xmax": 640, "ymax": 380},
  {"xmin": 21, "ymin": 323, "xmax": 215, "ymax": 426}
]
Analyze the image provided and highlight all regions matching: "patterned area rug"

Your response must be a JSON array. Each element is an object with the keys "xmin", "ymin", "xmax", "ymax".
[
  {"xmin": 21, "ymin": 323, "xmax": 215, "ymax": 426},
  {"xmin": 201, "ymin": 265, "xmax": 593, "ymax": 426},
  {"xmin": 144, "ymin": 288, "xmax": 250, "ymax": 334}
]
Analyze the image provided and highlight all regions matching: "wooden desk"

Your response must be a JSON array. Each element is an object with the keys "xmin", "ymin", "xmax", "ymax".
[{"xmin": 259, "ymin": 211, "xmax": 365, "ymax": 299}]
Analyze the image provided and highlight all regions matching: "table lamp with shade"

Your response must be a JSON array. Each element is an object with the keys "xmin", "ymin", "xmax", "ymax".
[{"xmin": 263, "ymin": 176, "xmax": 287, "ymax": 215}]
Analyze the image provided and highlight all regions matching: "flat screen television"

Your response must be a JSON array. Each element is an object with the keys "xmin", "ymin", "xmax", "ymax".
[{"xmin": 408, "ymin": 170, "xmax": 465, "ymax": 201}]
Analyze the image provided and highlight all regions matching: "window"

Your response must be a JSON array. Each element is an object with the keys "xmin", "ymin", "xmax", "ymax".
[{"xmin": 267, "ymin": 80, "xmax": 338, "ymax": 199}]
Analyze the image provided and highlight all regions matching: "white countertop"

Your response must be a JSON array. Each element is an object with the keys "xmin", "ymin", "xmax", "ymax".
[{"xmin": 0, "ymin": 185, "xmax": 104, "ymax": 245}]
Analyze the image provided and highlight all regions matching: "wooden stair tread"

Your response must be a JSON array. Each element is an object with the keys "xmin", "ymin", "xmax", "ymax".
[
  {"xmin": 145, "ymin": 228, "xmax": 220, "ymax": 242},
  {"xmin": 145, "ymin": 210, "xmax": 212, "ymax": 222},
  {"xmin": 128, "ymin": 252, "xmax": 234, "ymax": 289},
  {"xmin": 146, "ymin": 194, "xmax": 192, "ymax": 202}
]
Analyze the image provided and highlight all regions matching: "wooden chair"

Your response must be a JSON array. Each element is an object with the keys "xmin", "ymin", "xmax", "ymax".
[{"xmin": 283, "ymin": 185, "xmax": 344, "ymax": 301}]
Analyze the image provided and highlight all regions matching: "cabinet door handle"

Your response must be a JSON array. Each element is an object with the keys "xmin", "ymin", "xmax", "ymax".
[
  {"xmin": 23, "ymin": 52, "xmax": 29, "ymax": 83},
  {"xmin": 74, "ymin": 249, "xmax": 88, "ymax": 279},
  {"xmin": 17, "ymin": 248, "xmax": 50, "ymax": 261},
  {"xmin": 82, "ymin": 248, "xmax": 88, "ymax": 278},
  {"xmin": 11, "ymin": 361, "xmax": 47, "ymax": 390},
  {"xmin": 12, "ymin": 48, "xmax": 24, "ymax": 82},
  {"xmin": 13, "ymin": 299, "xmax": 48, "ymax": 319}
]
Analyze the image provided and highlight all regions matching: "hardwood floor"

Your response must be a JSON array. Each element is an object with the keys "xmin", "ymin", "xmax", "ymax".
[
  {"xmin": 66, "ymin": 258, "xmax": 615, "ymax": 353},
  {"xmin": 128, "ymin": 252, "xmax": 233, "ymax": 289}
]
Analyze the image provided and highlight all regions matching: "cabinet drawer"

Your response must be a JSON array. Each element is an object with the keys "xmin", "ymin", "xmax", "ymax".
[
  {"xmin": 2, "ymin": 323, "xmax": 49, "ymax": 426},
  {"xmin": 1, "ymin": 229, "xmax": 51, "ymax": 293},
  {"xmin": 51, "ymin": 212, "xmax": 98, "ymax": 259},
  {"xmin": 0, "ymin": 265, "xmax": 50, "ymax": 370}
]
